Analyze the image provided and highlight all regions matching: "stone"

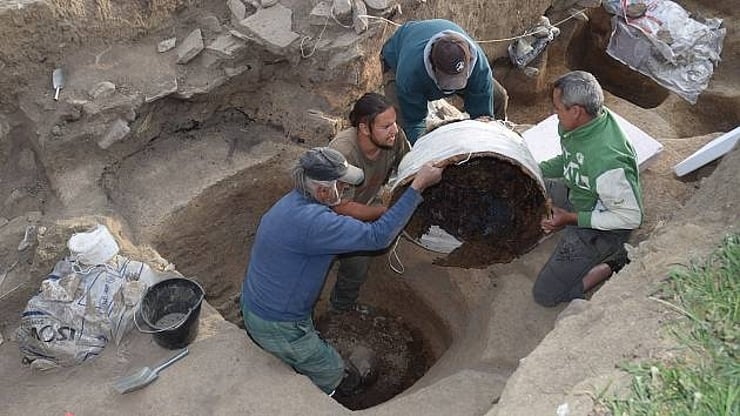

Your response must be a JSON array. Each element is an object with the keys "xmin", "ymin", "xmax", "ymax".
[
  {"xmin": 158, "ymin": 37, "xmax": 177, "ymax": 53},
  {"xmin": 364, "ymin": 0, "xmax": 391, "ymax": 9},
  {"xmin": 16, "ymin": 224, "xmax": 37, "ymax": 252},
  {"xmin": 228, "ymin": 0, "xmax": 247, "ymax": 21},
  {"xmin": 144, "ymin": 81, "xmax": 178, "ymax": 103},
  {"xmin": 206, "ymin": 33, "xmax": 246, "ymax": 58},
  {"xmin": 352, "ymin": 0, "xmax": 368, "ymax": 34},
  {"xmin": 309, "ymin": 1, "xmax": 332, "ymax": 26},
  {"xmin": 333, "ymin": 0, "xmax": 352, "ymax": 23},
  {"xmin": 98, "ymin": 118, "xmax": 130, "ymax": 149},
  {"xmin": 261, "ymin": 0, "xmax": 278, "ymax": 6},
  {"xmin": 224, "ymin": 65, "xmax": 248, "ymax": 77},
  {"xmin": 176, "ymin": 29, "xmax": 205, "ymax": 64},
  {"xmin": 305, "ymin": 109, "xmax": 340, "ymax": 139},
  {"xmin": 58, "ymin": 102, "xmax": 82, "ymax": 122},
  {"xmin": 199, "ymin": 14, "xmax": 223, "ymax": 33},
  {"xmin": 51, "ymin": 125, "xmax": 62, "ymax": 136},
  {"xmin": 89, "ymin": 81, "xmax": 116, "ymax": 99},
  {"xmin": 237, "ymin": 4, "xmax": 299, "ymax": 50}
]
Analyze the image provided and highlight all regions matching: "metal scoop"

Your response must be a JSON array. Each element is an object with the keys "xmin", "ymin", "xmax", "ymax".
[
  {"xmin": 113, "ymin": 348, "xmax": 189, "ymax": 394},
  {"xmin": 52, "ymin": 68, "xmax": 65, "ymax": 100}
]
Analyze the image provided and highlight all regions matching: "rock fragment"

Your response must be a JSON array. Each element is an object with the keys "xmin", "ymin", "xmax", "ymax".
[
  {"xmin": 309, "ymin": 1, "xmax": 332, "ymax": 26},
  {"xmin": 89, "ymin": 81, "xmax": 116, "ymax": 99},
  {"xmin": 98, "ymin": 119, "xmax": 131, "ymax": 149},
  {"xmin": 333, "ymin": 0, "xmax": 352, "ymax": 24},
  {"xmin": 228, "ymin": 0, "xmax": 247, "ymax": 21},
  {"xmin": 176, "ymin": 29, "xmax": 205, "ymax": 64},
  {"xmin": 352, "ymin": 0, "xmax": 368, "ymax": 34},
  {"xmin": 237, "ymin": 4, "xmax": 299, "ymax": 50},
  {"xmin": 158, "ymin": 37, "xmax": 177, "ymax": 53},
  {"xmin": 206, "ymin": 33, "xmax": 246, "ymax": 58}
]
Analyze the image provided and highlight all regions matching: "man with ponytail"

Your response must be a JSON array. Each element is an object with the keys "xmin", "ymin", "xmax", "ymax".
[{"xmin": 327, "ymin": 92, "xmax": 410, "ymax": 314}]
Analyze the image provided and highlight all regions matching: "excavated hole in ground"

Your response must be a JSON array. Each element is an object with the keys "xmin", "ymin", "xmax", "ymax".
[
  {"xmin": 135, "ymin": 12, "xmax": 735, "ymax": 411},
  {"xmin": 152, "ymin": 176, "xmax": 450, "ymax": 409},
  {"xmin": 143, "ymin": 111, "xmax": 451, "ymax": 409}
]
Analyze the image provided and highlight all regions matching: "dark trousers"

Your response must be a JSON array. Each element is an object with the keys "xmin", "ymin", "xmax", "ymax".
[{"xmin": 532, "ymin": 180, "xmax": 631, "ymax": 307}]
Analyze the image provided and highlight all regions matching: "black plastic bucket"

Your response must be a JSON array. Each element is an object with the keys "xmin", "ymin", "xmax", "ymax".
[{"xmin": 136, "ymin": 278, "xmax": 205, "ymax": 349}]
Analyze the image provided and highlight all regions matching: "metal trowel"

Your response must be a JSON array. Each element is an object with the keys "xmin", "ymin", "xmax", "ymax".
[
  {"xmin": 52, "ymin": 68, "xmax": 64, "ymax": 100},
  {"xmin": 113, "ymin": 348, "xmax": 189, "ymax": 394}
]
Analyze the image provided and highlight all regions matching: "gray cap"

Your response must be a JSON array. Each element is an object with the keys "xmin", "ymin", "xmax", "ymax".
[{"xmin": 299, "ymin": 147, "xmax": 364, "ymax": 185}]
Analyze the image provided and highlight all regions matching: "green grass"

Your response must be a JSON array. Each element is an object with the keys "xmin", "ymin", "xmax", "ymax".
[{"xmin": 596, "ymin": 234, "xmax": 740, "ymax": 416}]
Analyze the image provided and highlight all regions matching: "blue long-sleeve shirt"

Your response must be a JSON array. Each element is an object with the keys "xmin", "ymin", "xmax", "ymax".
[
  {"xmin": 381, "ymin": 19, "xmax": 494, "ymax": 144},
  {"xmin": 241, "ymin": 187, "xmax": 423, "ymax": 321}
]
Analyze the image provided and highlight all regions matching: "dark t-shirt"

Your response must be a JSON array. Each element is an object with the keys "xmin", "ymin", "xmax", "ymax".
[{"xmin": 329, "ymin": 127, "xmax": 410, "ymax": 204}]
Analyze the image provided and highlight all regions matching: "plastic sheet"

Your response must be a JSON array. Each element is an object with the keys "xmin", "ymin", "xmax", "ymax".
[{"xmin": 605, "ymin": 0, "xmax": 726, "ymax": 104}]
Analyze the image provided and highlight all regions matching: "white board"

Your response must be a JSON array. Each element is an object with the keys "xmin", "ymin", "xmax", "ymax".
[
  {"xmin": 521, "ymin": 112, "xmax": 664, "ymax": 171},
  {"xmin": 673, "ymin": 126, "xmax": 739, "ymax": 177}
]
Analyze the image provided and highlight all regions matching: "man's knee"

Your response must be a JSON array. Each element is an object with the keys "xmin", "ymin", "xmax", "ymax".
[{"xmin": 532, "ymin": 280, "xmax": 560, "ymax": 307}]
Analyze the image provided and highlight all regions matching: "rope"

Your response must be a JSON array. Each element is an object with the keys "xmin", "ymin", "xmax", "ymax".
[
  {"xmin": 477, "ymin": 8, "xmax": 588, "ymax": 44},
  {"xmin": 303, "ymin": 8, "xmax": 587, "ymax": 58},
  {"xmin": 388, "ymin": 237, "xmax": 405, "ymax": 275},
  {"xmin": 300, "ymin": 7, "xmax": 332, "ymax": 58},
  {"xmin": 358, "ymin": 14, "xmax": 401, "ymax": 27}
]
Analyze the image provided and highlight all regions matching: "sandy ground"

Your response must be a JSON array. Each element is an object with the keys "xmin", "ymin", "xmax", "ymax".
[{"xmin": 0, "ymin": 0, "xmax": 737, "ymax": 415}]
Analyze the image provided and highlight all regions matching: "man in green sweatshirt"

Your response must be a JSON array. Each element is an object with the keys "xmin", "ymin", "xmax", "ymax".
[{"xmin": 532, "ymin": 71, "xmax": 643, "ymax": 306}]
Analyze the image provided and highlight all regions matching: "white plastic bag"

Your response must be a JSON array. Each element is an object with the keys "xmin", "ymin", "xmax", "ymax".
[
  {"xmin": 68, "ymin": 224, "xmax": 120, "ymax": 265},
  {"xmin": 16, "ymin": 256, "xmax": 155, "ymax": 368}
]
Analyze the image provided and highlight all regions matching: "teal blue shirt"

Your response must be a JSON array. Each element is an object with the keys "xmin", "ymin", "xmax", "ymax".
[{"xmin": 381, "ymin": 19, "xmax": 494, "ymax": 144}]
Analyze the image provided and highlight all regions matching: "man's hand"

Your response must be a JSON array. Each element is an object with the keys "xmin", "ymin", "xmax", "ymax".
[
  {"xmin": 410, "ymin": 162, "xmax": 444, "ymax": 192},
  {"xmin": 541, "ymin": 206, "xmax": 577, "ymax": 233}
]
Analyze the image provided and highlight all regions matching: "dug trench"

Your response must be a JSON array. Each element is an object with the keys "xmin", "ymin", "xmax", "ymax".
[
  {"xmin": 123, "ymin": 17, "xmax": 735, "ymax": 410},
  {"xmin": 131, "ymin": 100, "xmax": 566, "ymax": 409}
]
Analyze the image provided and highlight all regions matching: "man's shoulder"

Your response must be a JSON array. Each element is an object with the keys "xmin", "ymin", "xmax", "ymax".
[
  {"xmin": 329, "ymin": 128, "xmax": 358, "ymax": 147},
  {"xmin": 329, "ymin": 128, "xmax": 362, "ymax": 161}
]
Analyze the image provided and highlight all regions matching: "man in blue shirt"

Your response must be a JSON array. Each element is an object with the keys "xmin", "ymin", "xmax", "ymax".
[
  {"xmin": 241, "ymin": 147, "xmax": 443, "ymax": 396},
  {"xmin": 381, "ymin": 19, "xmax": 509, "ymax": 144}
]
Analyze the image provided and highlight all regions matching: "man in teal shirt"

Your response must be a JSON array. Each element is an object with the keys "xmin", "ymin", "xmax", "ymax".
[
  {"xmin": 532, "ymin": 71, "xmax": 643, "ymax": 306},
  {"xmin": 381, "ymin": 19, "xmax": 509, "ymax": 144}
]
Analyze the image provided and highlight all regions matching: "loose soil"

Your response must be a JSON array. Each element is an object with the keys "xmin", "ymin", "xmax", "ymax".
[
  {"xmin": 0, "ymin": 1, "xmax": 737, "ymax": 415},
  {"xmin": 316, "ymin": 307, "xmax": 433, "ymax": 410},
  {"xmin": 399, "ymin": 156, "xmax": 548, "ymax": 268}
]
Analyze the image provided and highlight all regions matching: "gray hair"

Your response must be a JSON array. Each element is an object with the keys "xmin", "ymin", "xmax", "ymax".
[{"xmin": 553, "ymin": 71, "xmax": 604, "ymax": 117}]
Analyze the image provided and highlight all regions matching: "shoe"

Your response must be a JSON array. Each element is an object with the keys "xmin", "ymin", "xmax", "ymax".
[{"xmin": 334, "ymin": 345, "xmax": 377, "ymax": 397}]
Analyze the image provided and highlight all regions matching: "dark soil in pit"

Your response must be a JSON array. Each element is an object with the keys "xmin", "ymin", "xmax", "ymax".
[
  {"xmin": 398, "ymin": 157, "xmax": 548, "ymax": 268},
  {"xmin": 315, "ymin": 307, "xmax": 434, "ymax": 410}
]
